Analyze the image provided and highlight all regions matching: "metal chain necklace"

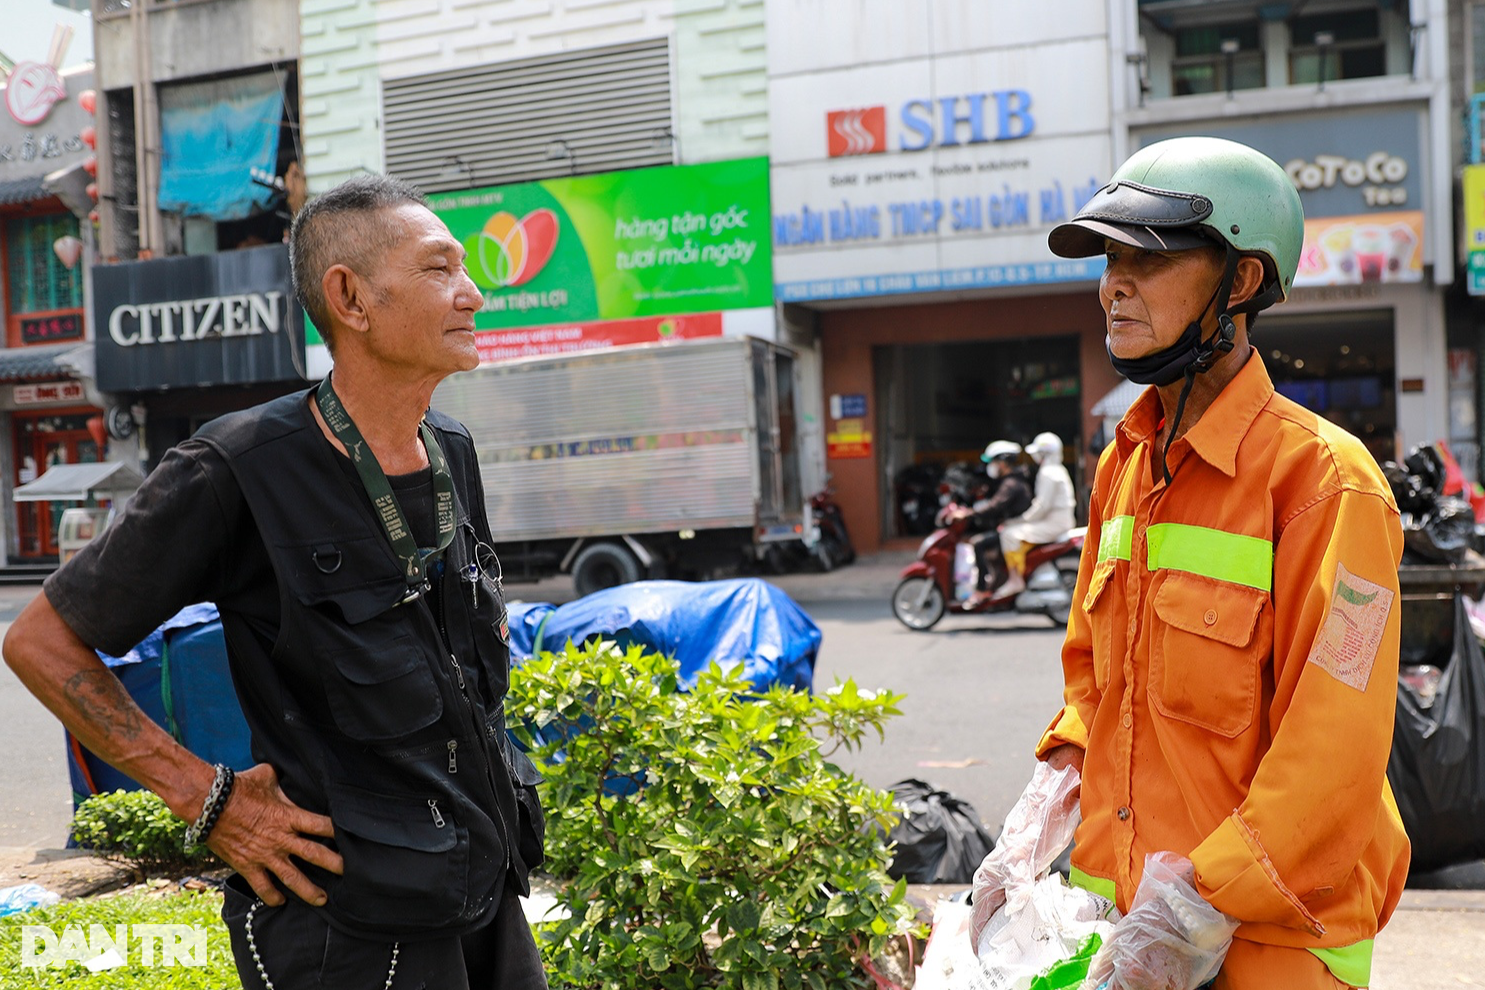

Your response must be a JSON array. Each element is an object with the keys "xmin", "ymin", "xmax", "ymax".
[{"xmin": 245, "ymin": 900, "xmax": 399, "ymax": 990}]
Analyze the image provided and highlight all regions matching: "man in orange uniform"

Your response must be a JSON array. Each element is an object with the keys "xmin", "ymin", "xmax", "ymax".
[{"xmin": 1039, "ymin": 136, "xmax": 1410, "ymax": 988}]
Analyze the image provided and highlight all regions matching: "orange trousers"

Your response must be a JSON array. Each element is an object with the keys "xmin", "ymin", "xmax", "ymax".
[{"xmin": 1213, "ymin": 939, "xmax": 1354, "ymax": 990}]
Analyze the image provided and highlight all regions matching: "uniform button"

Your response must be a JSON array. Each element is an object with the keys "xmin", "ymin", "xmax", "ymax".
[
  {"xmin": 1122, "ymin": 713, "xmax": 1133, "ymax": 729},
  {"xmin": 1117, "ymin": 806, "xmax": 1131, "ymax": 822},
  {"xmin": 1203, "ymin": 608, "xmax": 1218, "ymax": 626}
]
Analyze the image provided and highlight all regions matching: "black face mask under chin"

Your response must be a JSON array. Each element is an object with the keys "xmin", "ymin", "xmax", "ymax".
[{"xmin": 1106, "ymin": 319, "xmax": 1207, "ymax": 387}]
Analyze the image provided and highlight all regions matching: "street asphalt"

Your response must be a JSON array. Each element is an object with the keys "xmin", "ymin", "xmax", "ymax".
[{"xmin": 0, "ymin": 561, "xmax": 1483, "ymax": 986}]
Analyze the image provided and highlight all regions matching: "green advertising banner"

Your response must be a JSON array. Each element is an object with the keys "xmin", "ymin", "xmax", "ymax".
[{"xmin": 426, "ymin": 157, "xmax": 772, "ymax": 329}]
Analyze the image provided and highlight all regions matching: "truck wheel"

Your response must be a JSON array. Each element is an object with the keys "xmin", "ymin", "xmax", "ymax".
[{"xmin": 572, "ymin": 542, "xmax": 642, "ymax": 597}]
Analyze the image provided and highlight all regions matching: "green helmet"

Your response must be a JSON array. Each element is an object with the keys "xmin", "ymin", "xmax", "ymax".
[{"xmin": 1048, "ymin": 136, "xmax": 1304, "ymax": 308}]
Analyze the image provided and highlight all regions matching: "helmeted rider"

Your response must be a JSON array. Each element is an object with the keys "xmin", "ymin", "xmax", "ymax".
[
  {"xmin": 997, "ymin": 432, "xmax": 1076, "ymax": 597},
  {"xmin": 1014, "ymin": 136, "xmax": 1408, "ymax": 990},
  {"xmin": 951, "ymin": 440, "xmax": 1033, "ymax": 600}
]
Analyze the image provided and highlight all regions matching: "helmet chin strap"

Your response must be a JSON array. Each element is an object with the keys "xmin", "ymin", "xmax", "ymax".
[{"xmin": 1158, "ymin": 244, "xmax": 1240, "ymax": 485}]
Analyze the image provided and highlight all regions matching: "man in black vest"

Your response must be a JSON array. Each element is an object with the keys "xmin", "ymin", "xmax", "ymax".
[{"xmin": 3, "ymin": 175, "xmax": 547, "ymax": 989}]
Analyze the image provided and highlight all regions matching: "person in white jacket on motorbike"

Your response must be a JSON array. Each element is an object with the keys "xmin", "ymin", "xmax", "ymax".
[{"xmin": 997, "ymin": 432, "xmax": 1076, "ymax": 596}]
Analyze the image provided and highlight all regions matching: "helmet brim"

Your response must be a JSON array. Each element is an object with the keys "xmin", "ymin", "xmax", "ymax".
[{"xmin": 1048, "ymin": 218, "xmax": 1215, "ymax": 259}]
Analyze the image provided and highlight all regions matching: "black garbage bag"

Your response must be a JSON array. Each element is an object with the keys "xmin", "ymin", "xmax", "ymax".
[
  {"xmin": 884, "ymin": 778, "xmax": 995, "ymax": 884},
  {"xmin": 1387, "ymin": 599, "xmax": 1485, "ymax": 873},
  {"xmin": 1384, "ymin": 444, "xmax": 1473, "ymax": 564}
]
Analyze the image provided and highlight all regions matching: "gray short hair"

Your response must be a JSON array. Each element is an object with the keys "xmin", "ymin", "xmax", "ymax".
[{"xmin": 289, "ymin": 174, "xmax": 428, "ymax": 348}]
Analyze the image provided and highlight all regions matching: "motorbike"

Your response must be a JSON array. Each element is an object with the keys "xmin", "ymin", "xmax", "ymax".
[
  {"xmin": 808, "ymin": 485, "xmax": 855, "ymax": 571},
  {"xmin": 891, "ymin": 509, "xmax": 1085, "ymax": 631}
]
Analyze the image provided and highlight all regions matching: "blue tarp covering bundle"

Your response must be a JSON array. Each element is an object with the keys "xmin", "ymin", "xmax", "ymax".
[
  {"xmin": 507, "ymin": 578, "xmax": 821, "ymax": 692},
  {"xmin": 67, "ymin": 604, "xmax": 252, "ymax": 810}
]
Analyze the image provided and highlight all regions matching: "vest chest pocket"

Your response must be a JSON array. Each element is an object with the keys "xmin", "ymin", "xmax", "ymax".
[
  {"xmin": 1083, "ymin": 559, "xmax": 1119, "ymax": 691},
  {"xmin": 1149, "ymin": 570, "xmax": 1269, "ymax": 738},
  {"xmin": 277, "ymin": 535, "xmax": 446, "ymax": 743},
  {"xmin": 323, "ymin": 634, "xmax": 444, "ymax": 742}
]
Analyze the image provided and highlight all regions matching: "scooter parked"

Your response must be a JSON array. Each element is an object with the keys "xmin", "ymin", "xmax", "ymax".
[{"xmin": 891, "ymin": 512, "xmax": 1085, "ymax": 631}]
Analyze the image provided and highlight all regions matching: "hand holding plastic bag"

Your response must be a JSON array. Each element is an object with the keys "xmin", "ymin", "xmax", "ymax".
[
  {"xmin": 968, "ymin": 760, "xmax": 1083, "ymax": 948},
  {"xmin": 1081, "ymin": 853, "xmax": 1238, "ymax": 990}
]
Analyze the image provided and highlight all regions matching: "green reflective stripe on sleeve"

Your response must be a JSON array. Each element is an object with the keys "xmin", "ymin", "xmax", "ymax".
[
  {"xmin": 1097, "ymin": 516, "xmax": 1134, "ymax": 564},
  {"xmin": 1068, "ymin": 866, "xmax": 1117, "ymax": 905},
  {"xmin": 1144, "ymin": 522, "xmax": 1273, "ymax": 592},
  {"xmin": 1308, "ymin": 940, "xmax": 1373, "ymax": 987}
]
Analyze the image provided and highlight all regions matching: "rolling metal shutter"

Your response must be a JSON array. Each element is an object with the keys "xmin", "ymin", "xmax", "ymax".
[{"xmin": 383, "ymin": 38, "xmax": 674, "ymax": 194}]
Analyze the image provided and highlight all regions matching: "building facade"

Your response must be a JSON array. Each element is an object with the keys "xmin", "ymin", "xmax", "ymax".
[
  {"xmin": 89, "ymin": 0, "xmax": 311, "ymax": 473},
  {"xmin": 767, "ymin": 0, "xmax": 1119, "ymax": 552},
  {"xmin": 0, "ymin": 53, "xmax": 102, "ymax": 566}
]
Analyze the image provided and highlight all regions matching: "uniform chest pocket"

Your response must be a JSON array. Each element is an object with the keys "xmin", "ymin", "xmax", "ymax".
[
  {"xmin": 1149, "ymin": 570, "xmax": 1270, "ymax": 738},
  {"xmin": 1082, "ymin": 559, "xmax": 1119, "ymax": 691}
]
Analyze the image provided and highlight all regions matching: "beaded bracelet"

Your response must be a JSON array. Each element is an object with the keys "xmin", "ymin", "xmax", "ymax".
[{"xmin": 184, "ymin": 764, "xmax": 235, "ymax": 850}]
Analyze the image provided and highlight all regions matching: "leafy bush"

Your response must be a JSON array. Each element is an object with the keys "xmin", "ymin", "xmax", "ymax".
[
  {"xmin": 70, "ymin": 790, "xmax": 217, "ymax": 875},
  {"xmin": 507, "ymin": 640, "xmax": 916, "ymax": 990},
  {"xmin": 0, "ymin": 888, "xmax": 239, "ymax": 989}
]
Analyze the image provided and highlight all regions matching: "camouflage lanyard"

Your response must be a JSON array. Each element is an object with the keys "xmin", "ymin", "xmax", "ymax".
[{"xmin": 315, "ymin": 374, "xmax": 455, "ymax": 597}]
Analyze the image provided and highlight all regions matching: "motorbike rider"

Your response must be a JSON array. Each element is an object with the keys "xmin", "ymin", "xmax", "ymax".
[
  {"xmin": 997, "ymin": 432, "xmax": 1076, "ymax": 596},
  {"xmin": 949, "ymin": 440, "xmax": 1033, "ymax": 602}
]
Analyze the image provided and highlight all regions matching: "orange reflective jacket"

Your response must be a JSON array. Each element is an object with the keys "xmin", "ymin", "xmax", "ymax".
[{"xmin": 1039, "ymin": 351, "xmax": 1410, "ymax": 983}]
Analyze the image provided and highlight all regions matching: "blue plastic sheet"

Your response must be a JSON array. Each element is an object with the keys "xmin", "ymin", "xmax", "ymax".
[
  {"xmin": 70, "ymin": 604, "xmax": 251, "ymax": 811},
  {"xmin": 157, "ymin": 73, "xmax": 282, "ymax": 221},
  {"xmin": 508, "ymin": 578, "xmax": 821, "ymax": 692}
]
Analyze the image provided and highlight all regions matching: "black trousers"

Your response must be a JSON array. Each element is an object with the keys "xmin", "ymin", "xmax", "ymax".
[
  {"xmin": 222, "ymin": 873, "xmax": 547, "ymax": 990},
  {"xmin": 968, "ymin": 531, "xmax": 1004, "ymax": 591}
]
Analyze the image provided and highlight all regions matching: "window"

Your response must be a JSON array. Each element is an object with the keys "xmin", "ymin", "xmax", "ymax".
[
  {"xmin": 5, "ymin": 213, "xmax": 83, "ymax": 322},
  {"xmin": 1172, "ymin": 22, "xmax": 1265, "ymax": 96},
  {"xmin": 1289, "ymin": 9, "xmax": 1386, "ymax": 84}
]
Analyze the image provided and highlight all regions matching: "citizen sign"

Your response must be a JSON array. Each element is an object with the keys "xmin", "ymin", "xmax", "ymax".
[{"xmin": 108, "ymin": 291, "xmax": 285, "ymax": 347}]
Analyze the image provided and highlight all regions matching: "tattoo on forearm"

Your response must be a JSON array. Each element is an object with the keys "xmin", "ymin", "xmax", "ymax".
[{"xmin": 64, "ymin": 669, "xmax": 145, "ymax": 741}]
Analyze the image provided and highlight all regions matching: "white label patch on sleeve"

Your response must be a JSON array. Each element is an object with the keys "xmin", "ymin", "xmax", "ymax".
[{"xmin": 1306, "ymin": 562, "xmax": 1395, "ymax": 692}]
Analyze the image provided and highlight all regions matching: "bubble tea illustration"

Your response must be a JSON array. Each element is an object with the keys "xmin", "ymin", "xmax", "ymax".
[
  {"xmin": 1385, "ymin": 223, "xmax": 1418, "ymax": 280},
  {"xmin": 1320, "ymin": 225, "xmax": 1357, "ymax": 282},
  {"xmin": 1354, "ymin": 225, "xmax": 1387, "ymax": 283}
]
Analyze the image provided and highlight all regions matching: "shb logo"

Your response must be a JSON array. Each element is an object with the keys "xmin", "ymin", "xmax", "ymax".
[
  {"xmin": 827, "ymin": 107, "xmax": 886, "ymax": 157},
  {"xmin": 468, "ymin": 209, "xmax": 560, "ymax": 290}
]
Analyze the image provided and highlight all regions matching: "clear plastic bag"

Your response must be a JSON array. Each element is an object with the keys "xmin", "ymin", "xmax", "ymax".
[
  {"xmin": 1081, "ymin": 853, "xmax": 1238, "ymax": 990},
  {"xmin": 0, "ymin": 883, "xmax": 59, "ymax": 918},
  {"xmin": 962, "ymin": 762, "xmax": 1115, "ymax": 990},
  {"xmin": 969, "ymin": 761, "xmax": 1084, "ymax": 947}
]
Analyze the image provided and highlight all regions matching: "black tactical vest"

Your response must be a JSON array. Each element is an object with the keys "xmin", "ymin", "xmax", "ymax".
[{"xmin": 195, "ymin": 388, "xmax": 543, "ymax": 940}]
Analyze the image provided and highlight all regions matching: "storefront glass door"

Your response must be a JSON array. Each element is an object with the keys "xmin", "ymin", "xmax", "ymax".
[
  {"xmin": 874, "ymin": 336, "xmax": 1082, "ymax": 538},
  {"xmin": 1260, "ymin": 309, "xmax": 1396, "ymax": 465},
  {"xmin": 13, "ymin": 412, "xmax": 100, "ymax": 560}
]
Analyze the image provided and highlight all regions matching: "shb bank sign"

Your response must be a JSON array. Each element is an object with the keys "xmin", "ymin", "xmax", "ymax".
[
  {"xmin": 827, "ymin": 91, "xmax": 1035, "ymax": 157},
  {"xmin": 94, "ymin": 243, "xmax": 307, "ymax": 392}
]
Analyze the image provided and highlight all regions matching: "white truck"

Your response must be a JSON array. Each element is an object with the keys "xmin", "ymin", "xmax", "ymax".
[{"xmin": 431, "ymin": 337, "xmax": 805, "ymax": 594}]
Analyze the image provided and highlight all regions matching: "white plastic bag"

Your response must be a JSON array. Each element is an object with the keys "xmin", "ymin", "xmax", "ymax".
[
  {"xmin": 1081, "ymin": 852, "xmax": 1238, "ymax": 990},
  {"xmin": 965, "ymin": 762, "xmax": 1116, "ymax": 990}
]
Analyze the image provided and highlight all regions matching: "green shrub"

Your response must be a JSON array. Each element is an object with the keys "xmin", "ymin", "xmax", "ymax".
[
  {"xmin": 70, "ymin": 790, "xmax": 217, "ymax": 875},
  {"xmin": 507, "ymin": 640, "xmax": 916, "ymax": 990},
  {"xmin": 0, "ymin": 888, "xmax": 239, "ymax": 989}
]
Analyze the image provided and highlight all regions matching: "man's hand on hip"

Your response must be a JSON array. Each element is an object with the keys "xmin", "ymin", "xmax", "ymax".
[{"xmin": 207, "ymin": 763, "xmax": 342, "ymax": 907}]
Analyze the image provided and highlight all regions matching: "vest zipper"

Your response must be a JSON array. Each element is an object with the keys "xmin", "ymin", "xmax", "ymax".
[
  {"xmin": 436, "ymin": 565, "xmax": 513, "ymax": 873},
  {"xmin": 428, "ymin": 799, "xmax": 445, "ymax": 828},
  {"xmin": 448, "ymin": 740, "xmax": 458, "ymax": 774}
]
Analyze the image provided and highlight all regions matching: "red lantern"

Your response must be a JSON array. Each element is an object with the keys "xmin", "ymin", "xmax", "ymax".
[
  {"xmin": 85, "ymin": 182, "xmax": 98, "ymax": 201},
  {"xmin": 87, "ymin": 209, "xmax": 99, "ymax": 224},
  {"xmin": 80, "ymin": 125, "xmax": 96, "ymax": 149},
  {"xmin": 83, "ymin": 155, "xmax": 97, "ymax": 177},
  {"xmin": 78, "ymin": 89, "xmax": 97, "ymax": 115}
]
